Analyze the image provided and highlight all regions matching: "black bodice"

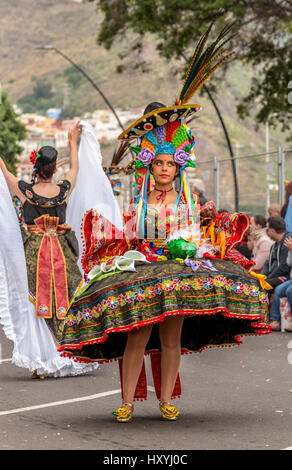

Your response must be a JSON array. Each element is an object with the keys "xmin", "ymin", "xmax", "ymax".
[{"xmin": 18, "ymin": 179, "xmax": 71, "ymax": 225}]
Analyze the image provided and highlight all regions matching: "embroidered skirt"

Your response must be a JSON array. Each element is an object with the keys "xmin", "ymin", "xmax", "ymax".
[
  {"xmin": 58, "ymin": 257, "xmax": 271, "ymax": 363},
  {"xmin": 22, "ymin": 227, "xmax": 82, "ymax": 341}
]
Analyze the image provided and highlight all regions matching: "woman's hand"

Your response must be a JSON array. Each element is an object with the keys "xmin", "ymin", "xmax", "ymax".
[
  {"xmin": 64, "ymin": 121, "xmax": 82, "ymax": 195},
  {"xmin": 68, "ymin": 120, "xmax": 82, "ymax": 145},
  {"xmin": 284, "ymin": 236, "xmax": 292, "ymax": 251}
]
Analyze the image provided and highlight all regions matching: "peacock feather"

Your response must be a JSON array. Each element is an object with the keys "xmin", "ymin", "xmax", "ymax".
[{"xmin": 179, "ymin": 19, "xmax": 236, "ymax": 105}]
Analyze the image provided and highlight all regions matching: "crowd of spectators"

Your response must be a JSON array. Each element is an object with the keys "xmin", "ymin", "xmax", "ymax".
[
  {"xmin": 192, "ymin": 178, "xmax": 292, "ymax": 333},
  {"xmin": 241, "ymin": 184, "xmax": 292, "ymax": 332}
]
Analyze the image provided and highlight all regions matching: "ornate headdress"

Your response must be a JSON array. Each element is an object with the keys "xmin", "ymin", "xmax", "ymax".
[{"xmin": 113, "ymin": 17, "xmax": 235, "ymax": 236}]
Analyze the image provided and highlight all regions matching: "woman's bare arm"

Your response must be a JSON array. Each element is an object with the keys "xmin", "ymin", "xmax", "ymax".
[
  {"xmin": 64, "ymin": 120, "xmax": 82, "ymax": 196},
  {"xmin": 0, "ymin": 157, "xmax": 25, "ymax": 203}
]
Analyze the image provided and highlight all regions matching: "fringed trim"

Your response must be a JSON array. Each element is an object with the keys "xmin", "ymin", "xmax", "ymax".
[{"xmin": 58, "ymin": 307, "xmax": 271, "ymax": 363}]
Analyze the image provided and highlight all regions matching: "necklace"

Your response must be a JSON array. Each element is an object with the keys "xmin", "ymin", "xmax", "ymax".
[
  {"xmin": 153, "ymin": 186, "xmax": 173, "ymax": 203},
  {"xmin": 36, "ymin": 180, "xmax": 52, "ymax": 184}
]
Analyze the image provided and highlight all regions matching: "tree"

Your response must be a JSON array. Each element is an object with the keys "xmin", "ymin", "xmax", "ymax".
[
  {"xmin": 18, "ymin": 78, "xmax": 58, "ymax": 114},
  {"xmin": 0, "ymin": 92, "xmax": 26, "ymax": 174},
  {"xmin": 33, "ymin": 78, "xmax": 54, "ymax": 100},
  {"xmin": 85, "ymin": 0, "xmax": 292, "ymax": 210},
  {"xmin": 86, "ymin": 0, "xmax": 292, "ymax": 137}
]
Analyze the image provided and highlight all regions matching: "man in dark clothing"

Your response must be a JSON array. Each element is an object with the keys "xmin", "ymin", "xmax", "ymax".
[{"xmin": 262, "ymin": 216, "xmax": 292, "ymax": 290}]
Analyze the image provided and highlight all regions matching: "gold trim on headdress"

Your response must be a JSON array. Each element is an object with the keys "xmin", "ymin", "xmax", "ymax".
[{"xmin": 118, "ymin": 105, "xmax": 202, "ymax": 142}]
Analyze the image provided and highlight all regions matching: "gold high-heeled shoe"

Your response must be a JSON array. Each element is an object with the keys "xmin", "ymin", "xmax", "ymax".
[
  {"xmin": 31, "ymin": 370, "xmax": 45, "ymax": 380},
  {"xmin": 112, "ymin": 403, "xmax": 133, "ymax": 423},
  {"xmin": 159, "ymin": 402, "xmax": 180, "ymax": 421}
]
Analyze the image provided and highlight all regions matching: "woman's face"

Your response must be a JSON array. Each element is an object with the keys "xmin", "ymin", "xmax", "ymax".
[
  {"xmin": 247, "ymin": 234, "xmax": 254, "ymax": 251},
  {"xmin": 151, "ymin": 153, "xmax": 178, "ymax": 186}
]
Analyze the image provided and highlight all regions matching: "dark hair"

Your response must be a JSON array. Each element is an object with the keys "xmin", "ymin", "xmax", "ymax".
[
  {"xmin": 31, "ymin": 146, "xmax": 57, "ymax": 183},
  {"xmin": 253, "ymin": 214, "xmax": 266, "ymax": 228},
  {"xmin": 143, "ymin": 102, "xmax": 166, "ymax": 115},
  {"xmin": 267, "ymin": 216, "xmax": 286, "ymax": 233}
]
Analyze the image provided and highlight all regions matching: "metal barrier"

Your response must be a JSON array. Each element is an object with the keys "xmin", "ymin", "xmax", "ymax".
[
  {"xmin": 192, "ymin": 147, "xmax": 292, "ymax": 215},
  {"xmin": 114, "ymin": 147, "xmax": 292, "ymax": 216}
]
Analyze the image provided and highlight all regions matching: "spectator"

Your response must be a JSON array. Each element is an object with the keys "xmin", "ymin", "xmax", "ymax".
[
  {"xmin": 249, "ymin": 215, "xmax": 274, "ymax": 273},
  {"xmin": 281, "ymin": 181, "xmax": 292, "ymax": 232},
  {"xmin": 191, "ymin": 178, "xmax": 208, "ymax": 206},
  {"xmin": 246, "ymin": 231, "xmax": 254, "ymax": 254},
  {"xmin": 269, "ymin": 236, "xmax": 292, "ymax": 331},
  {"xmin": 261, "ymin": 216, "xmax": 292, "ymax": 291},
  {"xmin": 268, "ymin": 203, "xmax": 281, "ymax": 217},
  {"xmin": 281, "ymin": 181, "xmax": 292, "ymax": 219},
  {"xmin": 237, "ymin": 231, "xmax": 253, "ymax": 260}
]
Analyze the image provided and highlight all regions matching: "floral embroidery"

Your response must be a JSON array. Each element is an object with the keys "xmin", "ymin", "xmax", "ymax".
[
  {"xmin": 243, "ymin": 284, "xmax": 250, "ymax": 295},
  {"xmin": 213, "ymin": 276, "xmax": 225, "ymax": 288},
  {"xmin": 145, "ymin": 286, "xmax": 157, "ymax": 297},
  {"xmin": 82, "ymin": 308, "xmax": 93, "ymax": 320},
  {"xmin": 117, "ymin": 294, "xmax": 127, "ymax": 306},
  {"xmin": 124, "ymin": 291, "xmax": 135, "ymax": 303},
  {"xmin": 25, "ymin": 190, "xmax": 33, "ymax": 199},
  {"xmin": 203, "ymin": 278, "xmax": 213, "ymax": 290},
  {"xmin": 225, "ymin": 279, "xmax": 234, "ymax": 292},
  {"xmin": 162, "ymin": 280, "xmax": 175, "ymax": 291},
  {"xmin": 193, "ymin": 278, "xmax": 204, "ymax": 290},
  {"xmin": 259, "ymin": 292, "xmax": 268, "ymax": 304},
  {"xmin": 65, "ymin": 275, "xmax": 269, "ymax": 326},
  {"xmin": 65, "ymin": 315, "xmax": 75, "ymax": 326},
  {"xmin": 39, "ymin": 304, "xmax": 48, "ymax": 314},
  {"xmin": 172, "ymin": 279, "xmax": 181, "ymax": 290},
  {"xmin": 233, "ymin": 282, "xmax": 244, "ymax": 294},
  {"xmin": 58, "ymin": 306, "xmax": 66, "ymax": 316},
  {"xmin": 154, "ymin": 283, "xmax": 163, "ymax": 295},
  {"xmin": 134, "ymin": 288, "xmax": 145, "ymax": 301},
  {"xmin": 106, "ymin": 297, "xmax": 119, "ymax": 309},
  {"xmin": 91, "ymin": 306, "xmax": 101, "ymax": 317},
  {"xmin": 181, "ymin": 279, "xmax": 191, "ymax": 290},
  {"xmin": 249, "ymin": 285, "xmax": 259, "ymax": 296}
]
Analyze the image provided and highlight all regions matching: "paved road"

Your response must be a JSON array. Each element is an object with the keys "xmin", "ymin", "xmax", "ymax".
[{"xmin": 0, "ymin": 325, "xmax": 291, "ymax": 452}]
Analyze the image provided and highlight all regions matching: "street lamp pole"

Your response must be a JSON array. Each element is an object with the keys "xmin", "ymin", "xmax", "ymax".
[{"xmin": 36, "ymin": 45, "xmax": 125, "ymax": 132}]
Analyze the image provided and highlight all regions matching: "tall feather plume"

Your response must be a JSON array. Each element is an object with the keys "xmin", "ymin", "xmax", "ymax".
[
  {"xmin": 111, "ymin": 140, "xmax": 130, "ymax": 165},
  {"xmin": 179, "ymin": 19, "xmax": 236, "ymax": 105},
  {"xmin": 180, "ymin": 15, "xmax": 218, "ymax": 94}
]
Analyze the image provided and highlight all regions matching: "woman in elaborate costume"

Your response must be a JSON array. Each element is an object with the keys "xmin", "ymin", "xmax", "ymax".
[
  {"xmin": 0, "ymin": 121, "xmax": 102, "ymax": 378},
  {"xmin": 57, "ymin": 20, "xmax": 272, "ymax": 420}
]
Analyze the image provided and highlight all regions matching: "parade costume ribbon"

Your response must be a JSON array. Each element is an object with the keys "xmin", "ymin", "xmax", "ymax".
[
  {"xmin": 249, "ymin": 271, "xmax": 272, "ymax": 290},
  {"xmin": 27, "ymin": 215, "xmax": 72, "ymax": 319},
  {"xmin": 119, "ymin": 354, "xmax": 181, "ymax": 401},
  {"xmin": 154, "ymin": 187, "xmax": 173, "ymax": 204},
  {"xmin": 184, "ymin": 258, "xmax": 217, "ymax": 272}
]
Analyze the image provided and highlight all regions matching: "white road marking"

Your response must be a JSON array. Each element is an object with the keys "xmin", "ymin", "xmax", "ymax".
[
  {"xmin": 0, "ymin": 389, "xmax": 121, "ymax": 416},
  {"xmin": 0, "ymin": 386, "xmax": 156, "ymax": 417},
  {"xmin": 0, "ymin": 358, "xmax": 12, "ymax": 363}
]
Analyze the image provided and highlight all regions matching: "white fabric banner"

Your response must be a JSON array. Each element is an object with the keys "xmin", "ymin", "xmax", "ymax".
[{"xmin": 66, "ymin": 120, "xmax": 123, "ymax": 269}]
